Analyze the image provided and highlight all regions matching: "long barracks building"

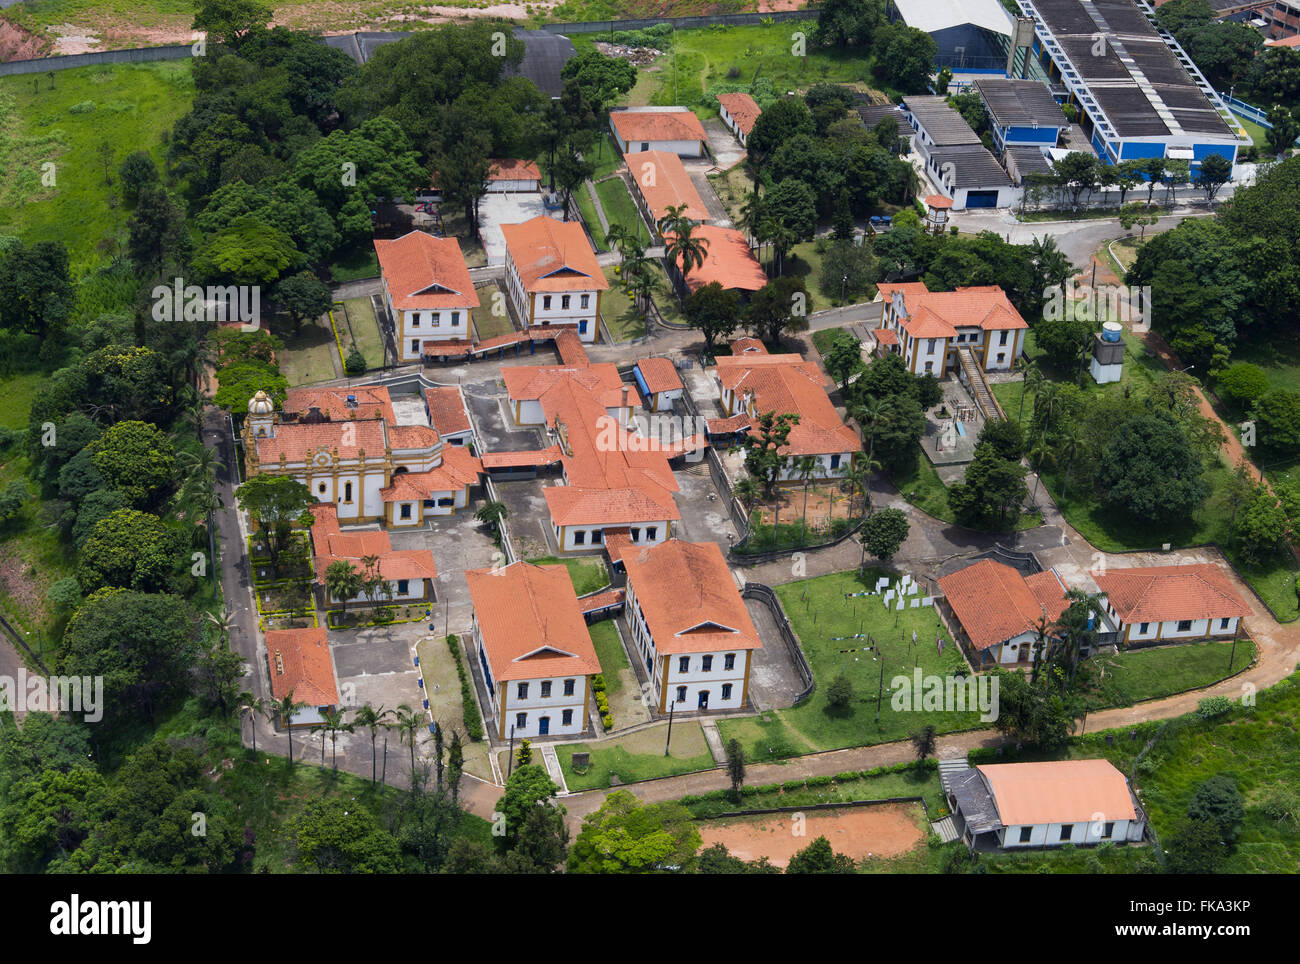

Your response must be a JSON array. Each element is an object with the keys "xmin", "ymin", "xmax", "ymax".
[{"xmin": 1014, "ymin": 0, "xmax": 1247, "ymax": 168}]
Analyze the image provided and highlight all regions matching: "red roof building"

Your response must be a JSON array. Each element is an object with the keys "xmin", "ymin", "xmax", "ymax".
[
  {"xmin": 265, "ymin": 627, "xmax": 339, "ymax": 726},
  {"xmin": 609, "ymin": 108, "xmax": 708, "ymax": 156},
  {"xmin": 1092, "ymin": 564, "xmax": 1250, "ymax": 644},
  {"xmin": 937, "ymin": 559, "xmax": 1069, "ymax": 666},
  {"xmin": 375, "ymin": 231, "xmax": 477, "ymax": 362},
  {"xmin": 502, "ymin": 216, "xmax": 608, "ymax": 343},
  {"xmin": 717, "ymin": 92, "xmax": 761, "ymax": 146},
  {"xmin": 666, "ymin": 225, "xmax": 767, "ymax": 294},
  {"xmin": 877, "ymin": 280, "xmax": 1028, "ymax": 377}
]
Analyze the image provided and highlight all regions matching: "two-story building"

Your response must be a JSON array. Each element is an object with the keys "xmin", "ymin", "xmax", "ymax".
[
  {"xmin": 620, "ymin": 539, "xmax": 762, "ymax": 713},
  {"xmin": 1091, "ymin": 564, "xmax": 1250, "ymax": 646},
  {"xmin": 242, "ymin": 384, "xmax": 482, "ymax": 527},
  {"xmin": 466, "ymin": 561, "xmax": 600, "ymax": 740},
  {"xmin": 374, "ymin": 231, "xmax": 477, "ymax": 363},
  {"xmin": 876, "ymin": 280, "xmax": 1028, "ymax": 376},
  {"xmin": 713, "ymin": 339, "xmax": 862, "ymax": 482},
  {"xmin": 973, "ymin": 77, "xmax": 1067, "ymax": 155},
  {"xmin": 502, "ymin": 216, "xmax": 608, "ymax": 343}
]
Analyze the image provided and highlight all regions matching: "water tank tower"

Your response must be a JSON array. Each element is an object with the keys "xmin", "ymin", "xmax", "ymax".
[{"xmin": 1090, "ymin": 321, "xmax": 1124, "ymax": 385}]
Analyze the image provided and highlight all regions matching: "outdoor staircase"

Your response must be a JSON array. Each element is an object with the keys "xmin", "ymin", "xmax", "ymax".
[
  {"xmin": 931, "ymin": 816, "xmax": 960, "ymax": 843},
  {"xmin": 957, "ymin": 348, "xmax": 1002, "ymax": 422},
  {"xmin": 938, "ymin": 758, "xmax": 972, "ymax": 796}
]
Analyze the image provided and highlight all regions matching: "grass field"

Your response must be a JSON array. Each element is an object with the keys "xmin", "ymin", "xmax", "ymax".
[
  {"xmin": 526, "ymin": 554, "xmax": 609, "ymax": 596},
  {"xmin": 599, "ymin": 265, "xmax": 647, "ymax": 342},
  {"xmin": 473, "ymin": 281, "xmax": 516, "ymax": 340},
  {"xmin": 892, "ymin": 454, "xmax": 1043, "ymax": 532},
  {"xmin": 594, "ymin": 173, "xmax": 643, "ymax": 238},
  {"xmin": 328, "ymin": 238, "xmax": 381, "ymax": 283},
  {"xmin": 339, "ymin": 297, "xmax": 386, "ymax": 370},
  {"xmin": 717, "ymin": 569, "xmax": 980, "ymax": 763},
  {"xmin": 1086, "ymin": 638, "xmax": 1256, "ymax": 710},
  {"xmin": 0, "ymin": 61, "xmax": 194, "ymax": 272},
  {"xmin": 414, "ymin": 637, "xmax": 492, "ymax": 781},
  {"xmin": 558, "ymin": 719, "xmax": 715, "ymax": 790},
  {"xmin": 275, "ymin": 315, "xmax": 340, "ymax": 386}
]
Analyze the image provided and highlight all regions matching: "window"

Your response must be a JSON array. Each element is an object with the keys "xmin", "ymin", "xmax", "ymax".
[
  {"xmin": 645, "ymin": 526, "xmax": 657, "ymax": 541},
  {"xmin": 631, "ymin": 527, "xmax": 641, "ymax": 542},
  {"xmin": 996, "ymin": 353, "xmax": 1005, "ymax": 364},
  {"xmin": 1138, "ymin": 622, "xmax": 1150, "ymax": 634},
  {"xmin": 515, "ymin": 713, "xmax": 527, "ymax": 730},
  {"xmin": 581, "ymin": 294, "xmax": 589, "ymax": 309},
  {"xmin": 563, "ymin": 679, "xmax": 575, "ymax": 696},
  {"xmin": 412, "ymin": 314, "xmax": 420, "ymax": 327},
  {"xmin": 399, "ymin": 503, "xmax": 412, "ymax": 520},
  {"xmin": 1220, "ymin": 618, "xmax": 1231, "ymax": 630},
  {"xmin": 541, "ymin": 681, "xmax": 552, "ymax": 698},
  {"xmin": 561, "ymin": 709, "xmax": 573, "ymax": 726},
  {"xmin": 451, "ymin": 312, "xmax": 460, "ymax": 327},
  {"xmin": 830, "ymin": 454, "xmax": 841, "ymax": 470},
  {"xmin": 1177, "ymin": 619, "xmax": 1193, "ymax": 632},
  {"xmin": 411, "ymin": 339, "xmax": 420, "ymax": 354},
  {"xmin": 591, "ymin": 529, "xmax": 603, "ymax": 544},
  {"xmin": 724, "ymin": 653, "xmax": 736, "ymax": 671},
  {"xmin": 561, "ymin": 295, "xmax": 571, "ymax": 310},
  {"xmin": 721, "ymin": 683, "xmax": 733, "ymax": 701},
  {"xmin": 573, "ymin": 530, "xmax": 586, "ymax": 546},
  {"xmin": 543, "ymin": 295, "xmax": 552, "ymax": 310},
  {"xmin": 924, "ymin": 361, "xmax": 934, "ymax": 374},
  {"xmin": 675, "ymin": 685, "xmax": 687, "ymax": 703},
  {"xmin": 432, "ymin": 313, "xmax": 441, "ymax": 327},
  {"xmin": 999, "ymin": 330, "xmax": 1009, "ymax": 346},
  {"xmin": 678, "ymin": 656, "xmax": 690, "ymax": 673},
  {"xmin": 343, "ymin": 481, "xmax": 353, "ymax": 503},
  {"xmin": 1019, "ymin": 827, "xmax": 1032, "ymax": 843},
  {"xmin": 397, "ymin": 579, "xmax": 409, "ymax": 595},
  {"xmin": 1059, "ymin": 825, "xmax": 1073, "ymax": 842},
  {"xmin": 701, "ymin": 655, "xmax": 713, "ymax": 672},
  {"xmin": 517, "ymin": 683, "xmax": 529, "ymax": 700},
  {"xmin": 1103, "ymin": 822, "xmax": 1115, "ymax": 838},
  {"xmin": 318, "ymin": 483, "xmax": 327, "ymax": 494}
]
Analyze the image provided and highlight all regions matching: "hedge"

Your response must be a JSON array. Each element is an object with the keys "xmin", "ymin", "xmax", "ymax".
[{"xmin": 445, "ymin": 634, "xmax": 484, "ymax": 741}]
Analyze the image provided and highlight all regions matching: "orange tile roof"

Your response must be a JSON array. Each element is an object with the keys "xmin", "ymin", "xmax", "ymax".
[
  {"xmin": 937, "ymin": 559, "xmax": 1068, "ymax": 652},
  {"xmin": 716, "ymin": 93, "xmax": 761, "ymax": 135},
  {"xmin": 502, "ymin": 216, "xmax": 608, "ymax": 294},
  {"xmin": 635, "ymin": 357, "xmax": 683, "ymax": 395},
  {"xmin": 873, "ymin": 328, "xmax": 899, "ymax": 346},
  {"xmin": 255, "ymin": 419, "xmax": 388, "ymax": 466},
  {"xmin": 626, "ymin": 150, "xmax": 710, "ymax": 223},
  {"xmin": 488, "ymin": 158, "xmax": 541, "ymax": 181},
  {"xmin": 545, "ymin": 482, "xmax": 679, "ymax": 527},
  {"xmin": 466, "ymin": 562, "xmax": 601, "ymax": 682},
  {"xmin": 374, "ymin": 231, "xmax": 476, "ymax": 312},
  {"xmin": 379, "ymin": 446, "xmax": 482, "ymax": 500},
  {"xmin": 1091, "ymin": 564, "xmax": 1250, "ymax": 624},
  {"xmin": 729, "ymin": 337, "xmax": 767, "ymax": 355},
  {"xmin": 977, "ymin": 760, "xmax": 1137, "ymax": 825},
  {"xmin": 667, "ymin": 226, "xmax": 768, "ymax": 293},
  {"xmin": 481, "ymin": 446, "xmax": 563, "ymax": 469},
  {"xmin": 925, "ymin": 194, "xmax": 954, "ymax": 209},
  {"xmin": 714, "ymin": 353, "xmax": 862, "ymax": 457},
  {"xmin": 602, "ymin": 527, "xmax": 634, "ymax": 563},
  {"xmin": 266, "ymin": 628, "xmax": 338, "ymax": 707},
  {"xmin": 555, "ymin": 329, "xmax": 592, "ymax": 366},
  {"xmin": 283, "ymin": 385, "xmax": 396, "ymax": 423},
  {"xmin": 1267, "ymin": 34, "xmax": 1300, "ymax": 47},
  {"xmin": 881, "ymin": 281, "xmax": 1029, "ymax": 335},
  {"xmin": 579, "ymin": 588, "xmax": 625, "ymax": 613},
  {"xmin": 387, "ymin": 424, "xmax": 442, "ymax": 450},
  {"xmin": 308, "ymin": 504, "xmax": 438, "ymax": 583},
  {"xmin": 621, "ymin": 540, "xmax": 761, "ymax": 654},
  {"xmin": 424, "ymin": 387, "xmax": 472, "ymax": 438},
  {"xmin": 610, "ymin": 108, "xmax": 708, "ymax": 145}
]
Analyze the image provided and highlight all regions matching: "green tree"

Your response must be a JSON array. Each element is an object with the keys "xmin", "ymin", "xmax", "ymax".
[
  {"xmin": 1097, "ymin": 411, "xmax": 1208, "ymax": 525},
  {"xmin": 820, "ymin": 238, "xmax": 876, "ymax": 304},
  {"xmin": 822, "ymin": 328, "xmax": 864, "ymax": 392},
  {"xmin": 291, "ymin": 798, "xmax": 402, "ymax": 873},
  {"xmin": 684, "ymin": 282, "xmax": 741, "ymax": 354},
  {"xmin": 1166, "ymin": 818, "xmax": 1228, "ymax": 874},
  {"xmin": 743, "ymin": 410, "xmax": 800, "ymax": 498},
  {"xmin": 862, "ymin": 507, "xmax": 909, "ymax": 561},
  {"xmin": 235, "ymin": 474, "xmax": 315, "ymax": 575},
  {"xmin": 567, "ymin": 789, "xmax": 701, "ymax": 874},
  {"xmin": 874, "ymin": 22, "xmax": 938, "ymax": 94},
  {"xmin": 725, "ymin": 738, "xmax": 746, "ymax": 799},
  {"xmin": 89, "ymin": 419, "xmax": 176, "ymax": 508},
  {"xmin": 1196, "ymin": 153, "xmax": 1232, "ymax": 201},
  {"xmin": 1250, "ymin": 388, "xmax": 1300, "ymax": 460},
  {"xmin": 1266, "ymin": 105, "xmax": 1300, "ymax": 157},
  {"xmin": 193, "ymin": 215, "xmax": 300, "ymax": 286},
  {"xmin": 947, "ymin": 442, "xmax": 1029, "ymax": 530},
  {"xmin": 826, "ymin": 673, "xmax": 854, "ymax": 714},
  {"xmin": 786, "ymin": 835, "xmax": 856, "ymax": 873},
  {"xmin": 1216, "ymin": 362, "xmax": 1270, "ymax": 410},
  {"xmin": 495, "ymin": 764, "xmax": 560, "ymax": 849},
  {"xmin": 746, "ymin": 276, "xmax": 810, "ymax": 344},
  {"xmin": 77, "ymin": 509, "xmax": 189, "ymax": 594},
  {"xmin": 192, "ymin": 0, "xmax": 272, "ymax": 46},
  {"xmin": 1187, "ymin": 774, "xmax": 1245, "ymax": 843},
  {"xmin": 273, "ymin": 271, "xmax": 332, "ymax": 329},
  {"xmin": 911, "ymin": 723, "xmax": 937, "ymax": 762}
]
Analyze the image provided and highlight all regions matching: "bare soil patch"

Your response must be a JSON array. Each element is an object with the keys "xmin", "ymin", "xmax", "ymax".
[{"xmin": 699, "ymin": 802, "xmax": 926, "ymax": 867}]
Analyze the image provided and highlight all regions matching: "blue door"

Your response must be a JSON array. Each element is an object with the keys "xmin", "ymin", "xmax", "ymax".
[
  {"xmin": 697, "ymin": 691, "xmax": 709, "ymax": 710},
  {"xmin": 538, "ymin": 716, "xmax": 550, "ymax": 735},
  {"xmin": 965, "ymin": 190, "xmax": 999, "ymax": 208}
]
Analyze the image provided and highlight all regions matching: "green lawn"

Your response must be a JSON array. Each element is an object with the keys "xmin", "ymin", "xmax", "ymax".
[
  {"xmin": 276, "ymin": 315, "xmax": 340, "ymax": 386},
  {"xmin": 1086, "ymin": 638, "xmax": 1256, "ymax": 710},
  {"xmin": 414, "ymin": 637, "xmax": 493, "ymax": 781},
  {"xmin": 717, "ymin": 569, "xmax": 981, "ymax": 762},
  {"xmin": 327, "ymin": 239, "xmax": 380, "ymax": 283},
  {"xmin": 339, "ymin": 297, "xmax": 386, "ymax": 370},
  {"xmin": 473, "ymin": 281, "xmax": 516, "ymax": 340},
  {"xmin": 589, "ymin": 619, "xmax": 630, "ymax": 698},
  {"xmin": 682, "ymin": 760, "xmax": 945, "ymax": 818},
  {"xmin": 892, "ymin": 455, "xmax": 1043, "ymax": 532},
  {"xmin": 0, "ymin": 372, "xmax": 43, "ymax": 429},
  {"xmin": 594, "ymin": 174, "xmax": 643, "ymax": 239},
  {"xmin": 599, "ymin": 265, "xmax": 648, "ymax": 342},
  {"xmin": 526, "ymin": 555, "xmax": 609, "ymax": 596},
  {"xmin": 0, "ymin": 61, "xmax": 194, "ymax": 273},
  {"xmin": 574, "ymin": 186, "xmax": 605, "ymax": 251},
  {"xmin": 557, "ymin": 719, "xmax": 715, "ymax": 791}
]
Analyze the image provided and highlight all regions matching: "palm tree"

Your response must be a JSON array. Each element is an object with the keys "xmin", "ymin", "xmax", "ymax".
[
  {"xmin": 853, "ymin": 398, "xmax": 891, "ymax": 508},
  {"xmin": 733, "ymin": 476, "xmax": 759, "ymax": 513},
  {"xmin": 393, "ymin": 704, "xmax": 425, "ymax": 789},
  {"xmin": 1029, "ymin": 612, "xmax": 1053, "ymax": 684},
  {"xmin": 237, "ymin": 692, "xmax": 263, "ymax": 756},
  {"xmin": 664, "ymin": 221, "xmax": 709, "ymax": 280},
  {"xmin": 655, "ymin": 202, "xmax": 691, "ymax": 241},
  {"xmin": 604, "ymin": 222, "xmax": 634, "ymax": 261},
  {"xmin": 911, "ymin": 724, "xmax": 937, "ymax": 762},
  {"xmin": 1057, "ymin": 423, "xmax": 1085, "ymax": 507},
  {"xmin": 738, "ymin": 189, "xmax": 765, "ymax": 249},
  {"xmin": 270, "ymin": 692, "xmax": 305, "ymax": 766},
  {"xmin": 318, "ymin": 706, "xmax": 353, "ymax": 770},
  {"xmin": 206, "ymin": 608, "xmax": 235, "ymax": 647},
  {"xmin": 325, "ymin": 560, "xmax": 362, "ymax": 616},
  {"xmin": 475, "ymin": 500, "xmax": 508, "ymax": 532},
  {"xmin": 175, "ymin": 446, "xmax": 224, "ymax": 521},
  {"xmin": 1057, "ymin": 590, "xmax": 1106, "ymax": 690},
  {"xmin": 351, "ymin": 704, "xmax": 392, "ymax": 785},
  {"xmin": 360, "ymin": 553, "xmax": 382, "ymax": 607},
  {"xmin": 795, "ymin": 455, "xmax": 819, "ymax": 544},
  {"xmin": 624, "ymin": 255, "xmax": 656, "ymax": 317},
  {"xmin": 1019, "ymin": 365, "xmax": 1043, "ymax": 426}
]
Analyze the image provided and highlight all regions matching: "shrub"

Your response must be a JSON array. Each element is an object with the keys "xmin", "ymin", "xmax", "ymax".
[
  {"xmin": 1215, "ymin": 362, "xmax": 1269, "ymax": 410},
  {"xmin": 445, "ymin": 634, "xmax": 483, "ymax": 741},
  {"xmin": 344, "ymin": 346, "xmax": 366, "ymax": 376},
  {"xmin": 591, "ymin": 674, "xmax": 606, "ymax": 692},
  {"xmin": 1196, "ymin": 695, "xmax": 1233, "ymax": 720},
  {"xmin": 601, "ymin": 713, "xmax": 613, "ymax": 729},
  {"xmin": 806, "ymin": 775, "xmax": 833, "ymax": 787},
  {"xmin": 69, "ymin": 100, "xmax": 96, "ymax": 114},
  {"xmin": 782, "ymin": 779, "xmax": 806, "ymax": 792}
]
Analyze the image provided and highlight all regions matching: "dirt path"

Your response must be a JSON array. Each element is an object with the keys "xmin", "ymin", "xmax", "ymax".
[{"xmin": 699, "ymin": 803, "xmax": 925, "ymax": 866}]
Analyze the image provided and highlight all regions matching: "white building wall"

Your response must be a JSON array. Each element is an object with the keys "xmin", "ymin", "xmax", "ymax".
[
  {"xmin": 663, "ymin": 650, "xmax": 749, "ymax": 710},
  {"xmin": 530, "ymin": 288, "xmax": 601, "ymax": 342},
  {"xmin": 556, "ymin": 520, "xmax": 670, "ymax": 552},
  {"xmin": 500, "ymin": 675, "xmax": 588, "ymax": 738},
  {"xmin": 1000, "ymin": 818, "xmax": 1141, "ymax": 848}
]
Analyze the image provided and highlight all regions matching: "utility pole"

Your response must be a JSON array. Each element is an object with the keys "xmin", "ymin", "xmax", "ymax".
[
  {"xmin": 664, "ymin": 699, "xmax": 676, "ymax": 756},
  {"xmin": 875, "ymin": 652, "xmax": 886, "ymax": 723},
  {"xmin": 507, "ymin": 724, "xmax": 516, "ymax": 779}
]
